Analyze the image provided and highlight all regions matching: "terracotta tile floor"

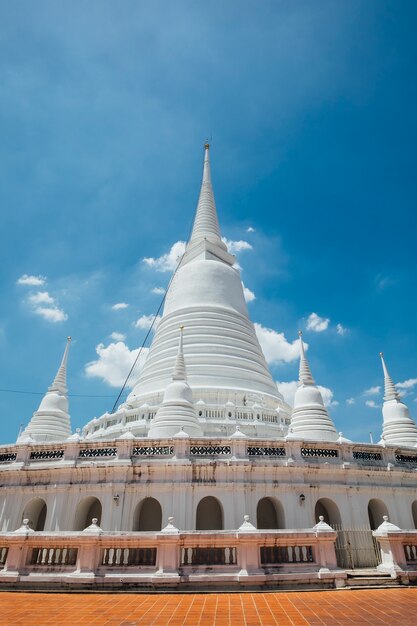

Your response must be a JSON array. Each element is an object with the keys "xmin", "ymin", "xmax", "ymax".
[{"xmin": 1, "ymin": 588, "xmax": 417, "ymax": 625}]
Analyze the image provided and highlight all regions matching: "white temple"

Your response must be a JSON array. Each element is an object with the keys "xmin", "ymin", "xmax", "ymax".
[{"xmin": 1, "ymin": 145, "xmax": 417, "ymax": 591}]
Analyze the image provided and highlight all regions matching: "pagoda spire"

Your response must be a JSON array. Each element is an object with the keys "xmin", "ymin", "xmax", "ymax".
[
  {"xmin": 379, "ymin": 352, "xmax": 417, "ymax": 447},
  {"xmin": 148, "ymin": 327, "xmax": 203, "ymax": 438},
  {"xmin": 172, "ymin": 326, "xmax": 186, "ymax": 380},
  {"xmin": 288, "ymin": 333, "xmax": 340, "ymax": 442},
  {"xmin": 380, "ymin": 352, "xmax": 400, "ymax": 401},
  {"xmin": 188, "ymin": 143, "xmax": 227, "ymax": 250},
  {"xmin": 17, "ymin": 338, "xmax": 72, "ymax": 443},
  {"xmin": 49, "ymin": 336, "xmax": 70, "ymax": 394},
  {"xmin": 298, "ymin": 331, "xmax": 314, "ymax": 386}
]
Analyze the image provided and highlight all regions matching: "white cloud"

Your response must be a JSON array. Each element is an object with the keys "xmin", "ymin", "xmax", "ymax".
[
  {"xmin": 365, "ymin": 400, "xmax": 380, "ymax": 409},
  {"xmin": 246, "ymin": 226, "xmax": 255, "ymax": 233},
  {"xmin": 25, "ymin": 290, "xmax": 68, "ymax": 323},
  {"xmin": 306, "ymin": 312, "xmax": 330, "ymax": 333},
  {"xmin": 277, "ymin": 380, "xmax": 337, "ymax": 407},
  {"xmin": 242, "ymin": 282, "xmax": 255, "ymax": 302},
  {"xmin": 110, "ymin": 332, "xmax": 126, "ymax": 341},
  {"xmin": 34, "ymin": 306, "xmax": 68, "ymax": 323},
  {"xmin": 143, "ymin": 241, "xmax": 186, "ymax": 272},
  {"xmin": 254, "ymin": 323, "xmax": 301, "ymax": 364},
  {"xmin": 336, "ymin": 323, "xmax": 348, "ymax": 336},
  {"xmin": 112, "ymin": 302, "xmax": 129, "ymax": 310},
  {"xmin": 346, "ymin": 397, "xmax": 355, "ymax": 405},
  {"xmin": 85, "ymin": 342, "xmax": 149, "ymax": 388},
  {"xmin": 364, "ymin": 386, "xmax": 381, "ymax": 396},
  {"xmin": 28, "ymin": 291, "xmax": 54, "ymax": 305},
  {"xmin": 222, "ymin": 238, "xmax": 253, "ymax": 255},
  {"xmin": 396, "ymin": 378, "xmax": 417, "ymax": 390},
  {"xmin": 151, "ymin": 287, "xmax": 166, "ymax": 295},
  {"xmin": 17, "ymin": 274, "xmax": 46, "ymax": 286},
  {"xmin": 134, "ymin": 314, "xmax": 161, "ymax": 331}
]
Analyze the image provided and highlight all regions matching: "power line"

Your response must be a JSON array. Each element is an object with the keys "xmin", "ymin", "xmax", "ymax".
[{"xmin": 109, "ymin": 144, "xmax": 204, "ymax": 413}]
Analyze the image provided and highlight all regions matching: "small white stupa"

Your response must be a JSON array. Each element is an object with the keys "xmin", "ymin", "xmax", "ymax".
[
  {"xmin": 288, "ymin": 332, "xmax": 339, "ymax": 442},
  {"xmin": 17, "ymin": 338, "xmax": 72, "ymax": 443},
  {"xmin": 147, "ymin": 327, "xmax": 203, "ymax": 438},
  {"xmin": 379, "ymin": 352, "xmax": 417, "ymax": 447}
]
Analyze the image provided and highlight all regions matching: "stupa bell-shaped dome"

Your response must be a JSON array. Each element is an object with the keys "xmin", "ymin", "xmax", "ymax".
[
  {"xmin": 288, "ymin": 332, "xmax": 339, "ymax": 442},
  {"xmin": 18, "ymin": 338, "xmax": 72, "ymax": 443},
  {"xmin": 148, "ymin": 327, "xmax": 203, "ymax": 438},
  {"xmin": 126, "ymin": 144, "xmax": 288, "ymax": 416},
  {"xmin": 379, "ymin": 353, "xmax": 417, "ymax": 447}
]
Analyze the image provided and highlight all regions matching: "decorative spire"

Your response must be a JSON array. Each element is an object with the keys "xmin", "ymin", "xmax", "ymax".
[
  {"xmin": 172, "ymin": 326, "xmax": 186, "ymax": 381},
  {"xmin": 188, "ymin": 143, "xmax": 227, "ymax": 250},
  {"xmin": 298, "ymin": 331, "xmax": 314, "ymax": 386},
  {"xmin": 379, "ymin": 352, "xmax": 417, "ymax": 447},
  {"xmin": 49, "ymin": 336, "xmax": 71, "ymax": 394},
  {"xmin": 17, "ymin": 339, "xmax": 72, "ymax": 443},
  {"xmin": 380, "ymin": 352, "xmax": 400, "ymax": 401},
  {"xmin": 288, "ymin": 333, "xmax": 341, "ymax": 442},
  {"xmin": 148, "ymin": 327, "xmax": 203, "ymax": 438}
]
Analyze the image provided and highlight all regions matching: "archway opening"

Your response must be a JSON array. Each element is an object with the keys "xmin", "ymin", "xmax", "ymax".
[
  {"xmin": 314, "ymin": 498, "xmax": 342, "ymax": 528},
  {"xmin": 133, "ymin": 497, "xmax": 162, "ymax": 531},
  {"xmin": 412, "ymin": 501, "xmax": 417, "ymax": 529},
  {"xmin": 73, "ymin": 497, "xmax": 102, "ymax": 531},
  {"xmin": 22, "ymin": 498, "xmax": 47, "ymax": 531},
  {"xmin": 196, "ymin": 496, "xmax": 223, "ymax": 530},
  {"xmin": 256, "ymin": 497, "xmax": 285, "ymax": 529},
  {"xmin": 368, "ymin": 499, "xmax": 389, "ymax": 530}
]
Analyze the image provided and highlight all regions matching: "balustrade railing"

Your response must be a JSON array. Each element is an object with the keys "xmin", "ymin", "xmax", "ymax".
[
  {"xmin": 102, "ymin": 547, "xmax": 157, "ymax": 567},
  {"xmin": 260, "ymin": 545, "xmax": 314, "ymax": 565},
  {"xmin": 404, "ymin": 545, "xmax": 417, "ymax": 563},
  {"xmin": 0, "ymin": 547, "xmax": 8, "ymax": 567},
  {"xmin": 29, "ymin": 547, "xmax": 78, "ymax": 567},
  {"xmin": 181, "ymin": 546, "xmax": 237, "ymax": 566}
]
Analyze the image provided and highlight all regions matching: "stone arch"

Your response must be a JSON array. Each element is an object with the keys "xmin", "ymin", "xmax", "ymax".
[
  {"xmin": 368, "ymin": 498, "xmax": 389, "ymax": 530},
  {"xmin": 412, "ymin": 501, "xmax": 417, "ymax": 529},
  {"xmin": 73, "ymin": 497, "xmax": 102, "ymax": 531},
  {"xmin": 22, "ymin": 498, "xmax": 47, "ymax": 531},
  {"xmin": 196, "ymin": 496, "xmax": 223, "ymax": 530},
  {"xmin": 256, "ymin": 497, "xmax": 285, "ymax": 529},
  {"xmin": 133, "ymin": 497, "xmax": 162, "ymax": 531},
  {"xmin": 314, "ymin": 497, "xmax": 342, "ymax": 528}
]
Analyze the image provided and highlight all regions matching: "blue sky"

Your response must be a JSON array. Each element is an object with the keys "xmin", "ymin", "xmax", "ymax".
[{"xmin": 1, "ymin": 0, "xmax": 416, "ymax": 444}]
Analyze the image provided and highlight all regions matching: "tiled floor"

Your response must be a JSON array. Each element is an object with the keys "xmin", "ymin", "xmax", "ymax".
[{"xmin": 1, "ymin": 588, "xmax": 417, "ymax": 625}]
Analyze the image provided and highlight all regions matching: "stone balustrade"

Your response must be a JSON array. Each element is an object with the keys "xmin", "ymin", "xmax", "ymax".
[
  {"xmin": 0, "ymin": 517, "xmax": 344, "ymax": 590},
  {"xmin": 0, "ymin": 437, "xmax": 417, "ymax": 471}
]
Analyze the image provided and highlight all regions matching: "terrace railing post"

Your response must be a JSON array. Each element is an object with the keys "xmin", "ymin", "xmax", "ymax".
[
  {"xmin": 155, "ymin": 518, "xmax": 180, "ymax": 580},
  {"xmin": 313, "ymin": 517, "xmax": 338, "ymax": 570}
]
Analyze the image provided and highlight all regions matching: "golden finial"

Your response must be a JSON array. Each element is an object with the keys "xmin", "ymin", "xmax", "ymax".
[
  {"xmin": 379, "ymin": 352, "xmax": 383, "ymax": 357},
  {"xmin": 67, "ymin": 336, "xmax": 72, "ymax": 342},
  {"xmin": 179, "ymin": 325, "xmax": 185, "ymax": 331},
  {"xmin": 298, "ymin": 330, "xmax": 303, "ymax": 337},
  {"xmin": 204, "ymin": 142, "xmax": 210, "ymax": 149}
]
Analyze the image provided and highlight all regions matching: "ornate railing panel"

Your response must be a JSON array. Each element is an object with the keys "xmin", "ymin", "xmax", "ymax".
[
  {"xmin": 247, "ymin": 446, "xmax": 285, "ymax": 457},
  {"xmin": 181, "ymin": 546, "xmax": 237, "ymax": 566},
  {"xmin": 133, "ymin": 446, "xmax": 174, "ymax": 456},
  {"xmin": 102, "ymin": 547, "xmax": 157, "ymax": 567},
  {"xmin": 353, "ymin": 451, "xmax": 383, "ymax": 461},
  {"xmin": 395, "ymin": 454, "xmax": 417, "ymax": 465},
  {"xmin": 260, "ymin": 545, "xmax": 314, "ymax": 565},
  {"xmin": 29, "ymin": 547, "xmax": 78, "ymax": 566},
  {"xmin": 30, "ymin": 450, "xmax": 64, "ymax": 460},
  {"xmin": 79, "ymin": 447, "xmax": 117, "ymax": 458},
  {"xmin": 301, "ymin": 448, "xmax": 338, "ymax": 458},
  {"xmin": 0, "ymin": 453, "xmax": 17, "ymax": 464},
  {"xmin": 190, "ymin": 446, "xmax": 231, "ymax": 456}
]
